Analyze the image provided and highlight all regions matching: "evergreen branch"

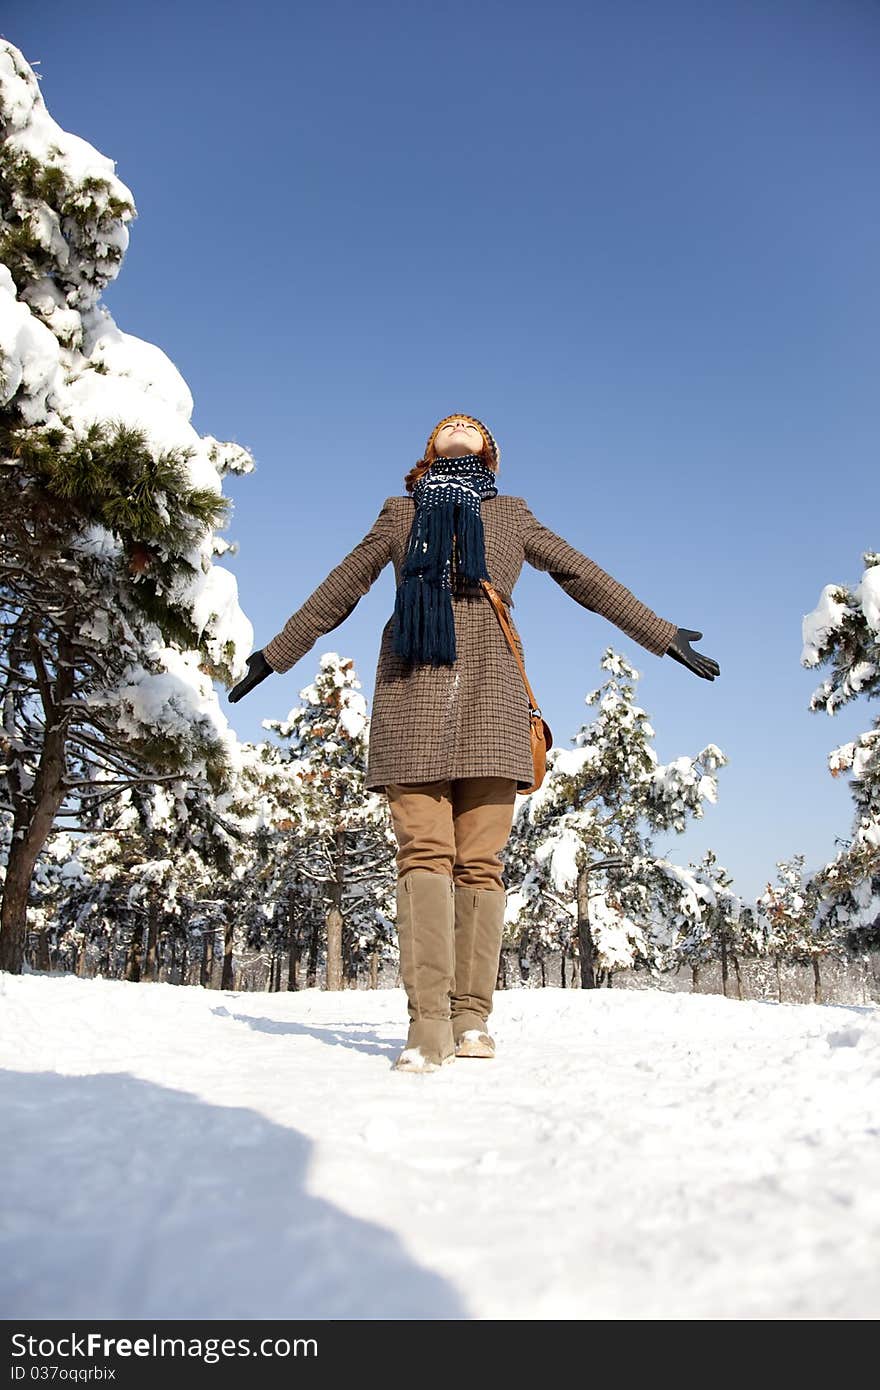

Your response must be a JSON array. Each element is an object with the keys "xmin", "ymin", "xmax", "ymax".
[
  {"xmin": 60, "ymin": 770, "xmax": 187, "ymax": 795},
  {"xmin": 62, "ymin": 725, "xmax": 157, "ymax": 780}
]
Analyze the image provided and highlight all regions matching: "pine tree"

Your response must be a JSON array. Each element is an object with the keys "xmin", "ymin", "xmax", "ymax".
[
  {"xmin": 0, "ymin": 41, "xmax": 255, "ymax": 971},
  {"xmin": 263, "ymin": 653, "xmax": 397, "ymax": 990},
  {"xmin": 32, "ymin": 736, "xmax": 315, "ymax": 989},
  {"xmin": 33, "ymin": 775, "xmax": 237, "ymax": 984},
  {"xmin": 801, "ymin": 551, "xmax": 880, "ymax": 953},
  {"xmin": 505, "ymin": 648, "xmax": 729, "ymax": 986},
  {"xmin": 677, "ymin": 849, "xmax": 744, "ymax": 994},
  {"xmin": 221, "ymin": 738, "xmax": 315, "ymax": 992},
  {"xmin": 755, "ymin": 854, "xmax": 834, "ymax": 1003}
]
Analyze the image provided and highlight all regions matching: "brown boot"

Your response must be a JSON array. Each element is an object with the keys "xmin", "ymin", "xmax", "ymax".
[
  {"xmin": 393, "ymin": 869, "xmax": 456, "ymax": 1073},
  {"xmin": 451, "ymin": 884, "xmax": 506, "ymax": 1059}
]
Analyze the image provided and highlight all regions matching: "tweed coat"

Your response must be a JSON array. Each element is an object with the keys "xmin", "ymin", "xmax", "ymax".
[{"xmin": 262, "ymin": 494, "xmax": 679, "ymax": 794}]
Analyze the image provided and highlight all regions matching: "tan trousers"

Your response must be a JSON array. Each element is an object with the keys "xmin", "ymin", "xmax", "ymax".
[{"xmin": 385, "ymin": 777, "xmax": 518, "ymax": 892}]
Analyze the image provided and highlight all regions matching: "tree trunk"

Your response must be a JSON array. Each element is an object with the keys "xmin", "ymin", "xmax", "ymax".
[
  {"xmin": 325, "ymin": 908, "xmax": 343, "ymax": 991},
  {"xmin": 198, "ymin": 929, "xmax": 211, "ymax": 989},
  {"xmin": 813, "ymin": 955, "xmax": 822, "ymax": 1004},
  {"xmin": 325, "ymin": 828, "xmax": 346, "ymax": 991},
  {"xmin": 221, "ymin": 918, "xmax": 235, "ymax": 991},
  {"xmin": 290, "ymin": 939, "xmax": 303, "ymax": 995},
  {"xmin": 720, "ymin": 937, "xmax": 729, "ymax": 997},
  {"xmin": 286, "ymin": 886, "xmax": 299, "ymax": 991},
  {"xmin": 33, "ymin": 928, "xmax": 51, "ymax": 973},
  {"xmin": 170, "ymin": 928, "xmax": 181, "ymax": 984},
  {"xmin": 0, "ymin": 815, "xmax": 56, "ymax": 974},
  {"xmin": 518, "ymin": 929, "xmax": 531, "ymax": 984},
  {"xmin": 0, "ymin": 634, "xmax": 74, "ymax": 974},
  {"xmin": 576, "ymin": 866, "xmax": 598, "ymax": 988},
  {"xmin": 306, "ymin": 916, "xmax": 319, "ymax": 989},
  {"xmin": 496, "ymin": 948, "xmax": 508, "ymax": 989},
  {"xmin": 144, "ymin": 897, "xmax": 160, "ymax": 981},
  {"xmin": 369, "ymin": 949, "xmax": 379, "ymax": 989},
  {"xmin": 775, "ymin": 955, "xmax": 783, "ymax": 1003},
  {"xmin": 732, "ymin": 954, "xmax": 743, "ymax": 1000},
  {"xmin": 341, "ymin": 922, "xmax": 355, "ymax": 988},
  {"xmin": 125, "ymin": 922, "xmax": 144, "ymax": 983},
  {"xmin": 691, "ymin": 964, "xmax": 700, "ymax": 991},
  {"xmin": 560, "ymin": 949, "xmax": 567, "ymax": 988}
]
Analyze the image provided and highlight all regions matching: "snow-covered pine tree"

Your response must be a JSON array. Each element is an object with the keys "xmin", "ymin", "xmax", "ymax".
[
  {"xmin": 221, "ymin": 738, "xmax": 316, "ymax": 991},
  {"xmin": 505, "ymin": 648, "xmax": 729, "ymax": 986},
  {"xmin": 30, "ymin": 793, "xmax": 176, "ymax": 982},
  {"xmin": 801, "ymin": 551, "xmax": 880, "ymax": 952},
  {"xmin": 263, "ymin": 653, "xmax": 397, "ymax": 990},
  {"xmin": 33, "ymin": 740, "xmax": 307, "ymax": 990},
  {"xmin": 676, "ymin": 849, "xmax": 744, "ymax": 994},
  {"xmin": 755, "ymin": 854, "xmax": 832, "ymax": 1002},
  {"xmin": 0, "ymin": 40, "xmax": 255, "ymax": 972}
]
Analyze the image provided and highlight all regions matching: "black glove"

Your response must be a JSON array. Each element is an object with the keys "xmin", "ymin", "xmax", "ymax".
[
  {"xmin": 665, "ymin": 628, "xmax": 720, "ymax": 681},
  {"xmin": 228, "ymin": 649, "xmax": 274, "ymax": 703}
]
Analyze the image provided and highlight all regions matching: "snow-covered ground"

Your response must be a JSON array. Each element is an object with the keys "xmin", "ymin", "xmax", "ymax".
[{"xmin": 1, "ymin": 972, "xmax": 878, "ymax": 1320}]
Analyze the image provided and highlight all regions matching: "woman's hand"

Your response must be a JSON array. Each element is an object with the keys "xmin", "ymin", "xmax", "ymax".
[
  {"xmin": 228, "ymin": 649, "xmax": 274, "ymax": 703},
  {"xmin": 665, "ymin": 628, "xmax": 720, "ymax": 680}
]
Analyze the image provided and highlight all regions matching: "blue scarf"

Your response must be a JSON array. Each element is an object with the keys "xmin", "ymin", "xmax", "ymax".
[{"xmin": 393, "ymin": 453, "xmax": 499, "ymax": 666}]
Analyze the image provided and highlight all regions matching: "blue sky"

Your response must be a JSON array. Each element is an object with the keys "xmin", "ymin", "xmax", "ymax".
[{"xmin": 7, "ymin": 0, "xmax": 879, "ymax": 901}]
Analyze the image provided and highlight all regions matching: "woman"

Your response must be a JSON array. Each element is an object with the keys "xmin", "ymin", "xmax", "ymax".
[{"xmin": 229, "ymin": 413, "xmax": 720, "ymax": 1072}]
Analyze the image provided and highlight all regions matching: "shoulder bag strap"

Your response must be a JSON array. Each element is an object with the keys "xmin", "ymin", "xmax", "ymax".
[{"xmin": 479, "ymin": 579, "xmax": 543, "ymax": 717}]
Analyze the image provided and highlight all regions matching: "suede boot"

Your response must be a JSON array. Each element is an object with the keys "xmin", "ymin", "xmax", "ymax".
[
  {"xmin": 451, "ymin": 884, "xmax": 506, "ymax": 1058},
  {"xmin": 393, "ymin": 868, "xmax": 456, "ymax": 1072}
]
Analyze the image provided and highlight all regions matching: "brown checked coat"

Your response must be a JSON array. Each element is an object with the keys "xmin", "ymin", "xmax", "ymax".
[{"xmin": 262, "ymin": 494, "xmax": 678, "ymax": 794}]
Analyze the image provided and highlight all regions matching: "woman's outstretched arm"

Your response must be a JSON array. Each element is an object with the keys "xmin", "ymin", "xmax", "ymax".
[
  {"xmin": 519, "ymin": 497, "xmax": 679, "ymax": 657},
  {"xmin": 228, "ymin": 495, "xmax": 397, "ymax": 698},
  {"xmin": 261, "ymin": 495, "xmax": 397, "ymax": 674}
]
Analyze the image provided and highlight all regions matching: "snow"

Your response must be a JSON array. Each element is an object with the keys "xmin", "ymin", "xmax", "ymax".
[
  {"xmin": 0, "ymin": 264, "xmax": 63, "ymax": 423},
  {"xmin": 801, "ymin": 583, "xmax": 849, "ymax": 666},
  {"xmin": 60, "ymin": 370, "xmax": 221, "ymax": 495},
  {"xmin": 68, "ymin": 522, "xmax": 123, "ymax": 560},
  {"xmin": 165, "ymin": 559, "xmax": 254, "ymax": 678},
  {"xmin": 339, "ymin": 699, "xmax": 368, "ymax": 739},
  {"xmin": 534, "ymin": 824, "xmax": 583, "ymax": 891},
  {"xmin": 550, "ymin": 745, "xmax": 597, "ymax": 779},
  {"xmin": 658, "ymin": 859, "xmax": 714, "ymax": 917},
  {"xmin": 91, "ymin": 643, "xmax": 242, "ymax": 772},
  {"xmin": 1, "ymin": 972, "xmax": 878, "ymax": 1320},
  {"xmin": 81, "ymin": 314, "xmax": 194, "ymax": 418},
  {"xmin": 855, "ymin": 565, "xmax": 880, "ymax": 634},
  {"xmin": 858, "ymin": 820, "xmax": 880, "ymax": 850}
]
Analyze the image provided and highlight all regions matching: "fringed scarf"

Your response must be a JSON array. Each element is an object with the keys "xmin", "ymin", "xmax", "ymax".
[{"xmin": 393, "ymin": 453, "xmax": 499, "ymax": 666}]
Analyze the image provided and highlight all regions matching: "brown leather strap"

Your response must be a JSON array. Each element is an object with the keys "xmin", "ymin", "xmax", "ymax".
[{"xmin": 480, "ymin": 579, "xmax": 542, "ymax": 716}]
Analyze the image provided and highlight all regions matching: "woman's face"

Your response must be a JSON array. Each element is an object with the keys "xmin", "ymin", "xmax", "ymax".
[{"xmin": 433, "ymin": 418, "xmax": 486, "ymax": 460}]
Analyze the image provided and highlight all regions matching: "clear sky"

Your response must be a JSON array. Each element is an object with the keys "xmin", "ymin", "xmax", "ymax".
[{"xmin": 6, "ymin": 0, "xmax": 879, "ymax": 902}]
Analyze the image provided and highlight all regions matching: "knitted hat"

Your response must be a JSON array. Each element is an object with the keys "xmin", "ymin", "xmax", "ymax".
[{"xmin": 424, "ymin": 414, "xmax": 501, "ymax": 472}]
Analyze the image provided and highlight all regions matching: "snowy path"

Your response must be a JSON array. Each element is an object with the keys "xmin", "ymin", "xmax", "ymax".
[{"xmin": 1, "ymin": 972, "xmax": 878, "ymax": 1320}]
